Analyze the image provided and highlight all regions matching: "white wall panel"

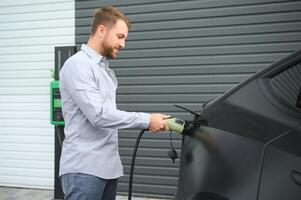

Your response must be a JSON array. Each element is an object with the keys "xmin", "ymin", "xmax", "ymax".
[{"xmin": 0, "ymin": 0, "xmax": 74, "ymax": 189}]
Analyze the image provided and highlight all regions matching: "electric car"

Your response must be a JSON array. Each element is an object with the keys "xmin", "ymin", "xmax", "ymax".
[{"xmin": 175, "ymin": 49, "xmax": 301, "ymax": 200}]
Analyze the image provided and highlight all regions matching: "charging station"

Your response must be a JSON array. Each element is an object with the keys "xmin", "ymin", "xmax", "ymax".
[{"xmin": 51, "ymin": 46, "xmax": 77, "ymax": 200}]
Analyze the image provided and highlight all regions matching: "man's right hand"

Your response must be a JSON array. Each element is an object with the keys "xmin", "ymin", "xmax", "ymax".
[{"xmin": 148, "ymin": 113, "xmax": 170, "ymax": 133}]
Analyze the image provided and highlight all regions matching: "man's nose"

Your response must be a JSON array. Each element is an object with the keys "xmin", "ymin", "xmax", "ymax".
[{"xmin": 119, "ymin": 40, "xmax": 125, "ymax": 48}]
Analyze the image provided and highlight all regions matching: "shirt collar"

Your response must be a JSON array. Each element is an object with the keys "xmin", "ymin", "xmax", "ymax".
[{"xmin": 81, "ymin": 44, "xmax": 104, "ymax": 64}]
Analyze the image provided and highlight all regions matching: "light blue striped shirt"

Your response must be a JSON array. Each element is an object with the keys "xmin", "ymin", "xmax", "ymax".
[{"xmin": 59, "ymin": 44, "xmax": 150, "ymax": 179}]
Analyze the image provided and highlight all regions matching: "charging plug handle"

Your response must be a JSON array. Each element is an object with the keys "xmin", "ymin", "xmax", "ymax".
[{"xmin": 166, "ymin": 118, "xmax": 185, "ymax": 134}]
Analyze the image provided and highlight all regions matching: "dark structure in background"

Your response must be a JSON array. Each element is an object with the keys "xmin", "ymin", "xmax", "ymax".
[
  {"xmin": 54, "ymin": 46, "xmax": 77, "ymax": 200},
  {"xmin": 74, "ymin": 0, "xmax": 301, "ymax": 198}
]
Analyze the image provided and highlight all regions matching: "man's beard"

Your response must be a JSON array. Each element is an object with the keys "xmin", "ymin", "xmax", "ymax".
[{"xmin": 102, "ymin": 41, "xmax": 117, "ymax": 59}]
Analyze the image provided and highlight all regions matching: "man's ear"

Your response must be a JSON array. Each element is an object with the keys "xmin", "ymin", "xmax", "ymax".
[{"xmin": 97, "ymin": 24, "xmax": 106, "ymax": 37}]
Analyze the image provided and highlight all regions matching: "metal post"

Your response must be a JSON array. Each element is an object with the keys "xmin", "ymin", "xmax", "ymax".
[{"xmin": 53, "ymin": 46, "xmax": 77, "ymax": 200}]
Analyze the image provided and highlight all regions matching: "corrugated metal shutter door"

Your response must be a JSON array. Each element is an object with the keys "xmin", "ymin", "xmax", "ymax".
[
  {"xmin": 0, "ymin": 0, "xmax": 74, "ymax": 189},
  {"xmin": 75, "ymin": 0, "xmax": 301, "ymax": 198}
]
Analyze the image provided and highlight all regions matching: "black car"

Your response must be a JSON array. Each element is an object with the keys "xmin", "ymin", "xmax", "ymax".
[{"xmin": 175, "ymin": 49, "xmax": 301, "ymax": 200}]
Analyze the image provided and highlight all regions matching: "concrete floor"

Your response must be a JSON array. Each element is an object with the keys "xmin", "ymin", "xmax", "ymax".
[{"xmin": 0, "ymin": 187, "xmax": 170, "ymax": 200}]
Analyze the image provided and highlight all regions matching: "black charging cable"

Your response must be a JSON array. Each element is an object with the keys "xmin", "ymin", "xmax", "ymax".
[{"xmin": 128, "ymin": 129, "xmax": 146, "ymax": 200}]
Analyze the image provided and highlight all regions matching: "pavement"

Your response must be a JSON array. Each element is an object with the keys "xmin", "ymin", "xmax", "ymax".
[{"xmin": 0, "ymin": 186, "xmax": 171, "ymax": 200}]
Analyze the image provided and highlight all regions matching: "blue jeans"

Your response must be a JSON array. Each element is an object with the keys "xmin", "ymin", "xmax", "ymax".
[{"xmin": 60, "ymin": 173, "xmax": 118, "ymax": 200}]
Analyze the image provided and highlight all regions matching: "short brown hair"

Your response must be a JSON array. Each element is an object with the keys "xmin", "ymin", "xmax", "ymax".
[{"xmin": 90, "ymin": 6, "xmax": 131, "ymax": 36}]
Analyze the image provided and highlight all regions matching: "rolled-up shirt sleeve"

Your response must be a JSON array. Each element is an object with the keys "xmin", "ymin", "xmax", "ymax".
[{"xmin": 60, "ymin": 59, "xmax": 150, "ymax": 130}]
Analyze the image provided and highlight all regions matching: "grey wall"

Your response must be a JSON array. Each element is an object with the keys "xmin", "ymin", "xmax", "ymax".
[{"xmin": 75, "ymin": 0, "xmax": 301, "ymax": 198}]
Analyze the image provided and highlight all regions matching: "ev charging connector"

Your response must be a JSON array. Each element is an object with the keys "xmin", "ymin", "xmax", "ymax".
[
  {"xmin": 164, "ymin": 105, "xmax": 209, "ymax": 135},
  {"xmin": 165, "ymin": 117, "xmax": 185, "ymax": 134}
]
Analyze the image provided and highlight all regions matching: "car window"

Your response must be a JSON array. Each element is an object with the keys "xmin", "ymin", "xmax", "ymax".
[{"xmin": 270, "ymin": 63, "xmax": 301, "ymax": 110}]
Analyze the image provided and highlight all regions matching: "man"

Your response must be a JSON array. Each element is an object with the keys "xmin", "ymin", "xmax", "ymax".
[{"xmin": 59, "ymin": 6, "xmax": 169, "ymax": 200}]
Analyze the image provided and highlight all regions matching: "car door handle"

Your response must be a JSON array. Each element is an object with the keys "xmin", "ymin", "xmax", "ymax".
[{"xmin": 291, "ymin": 170, "xmax": 301, "ymax": 186}]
